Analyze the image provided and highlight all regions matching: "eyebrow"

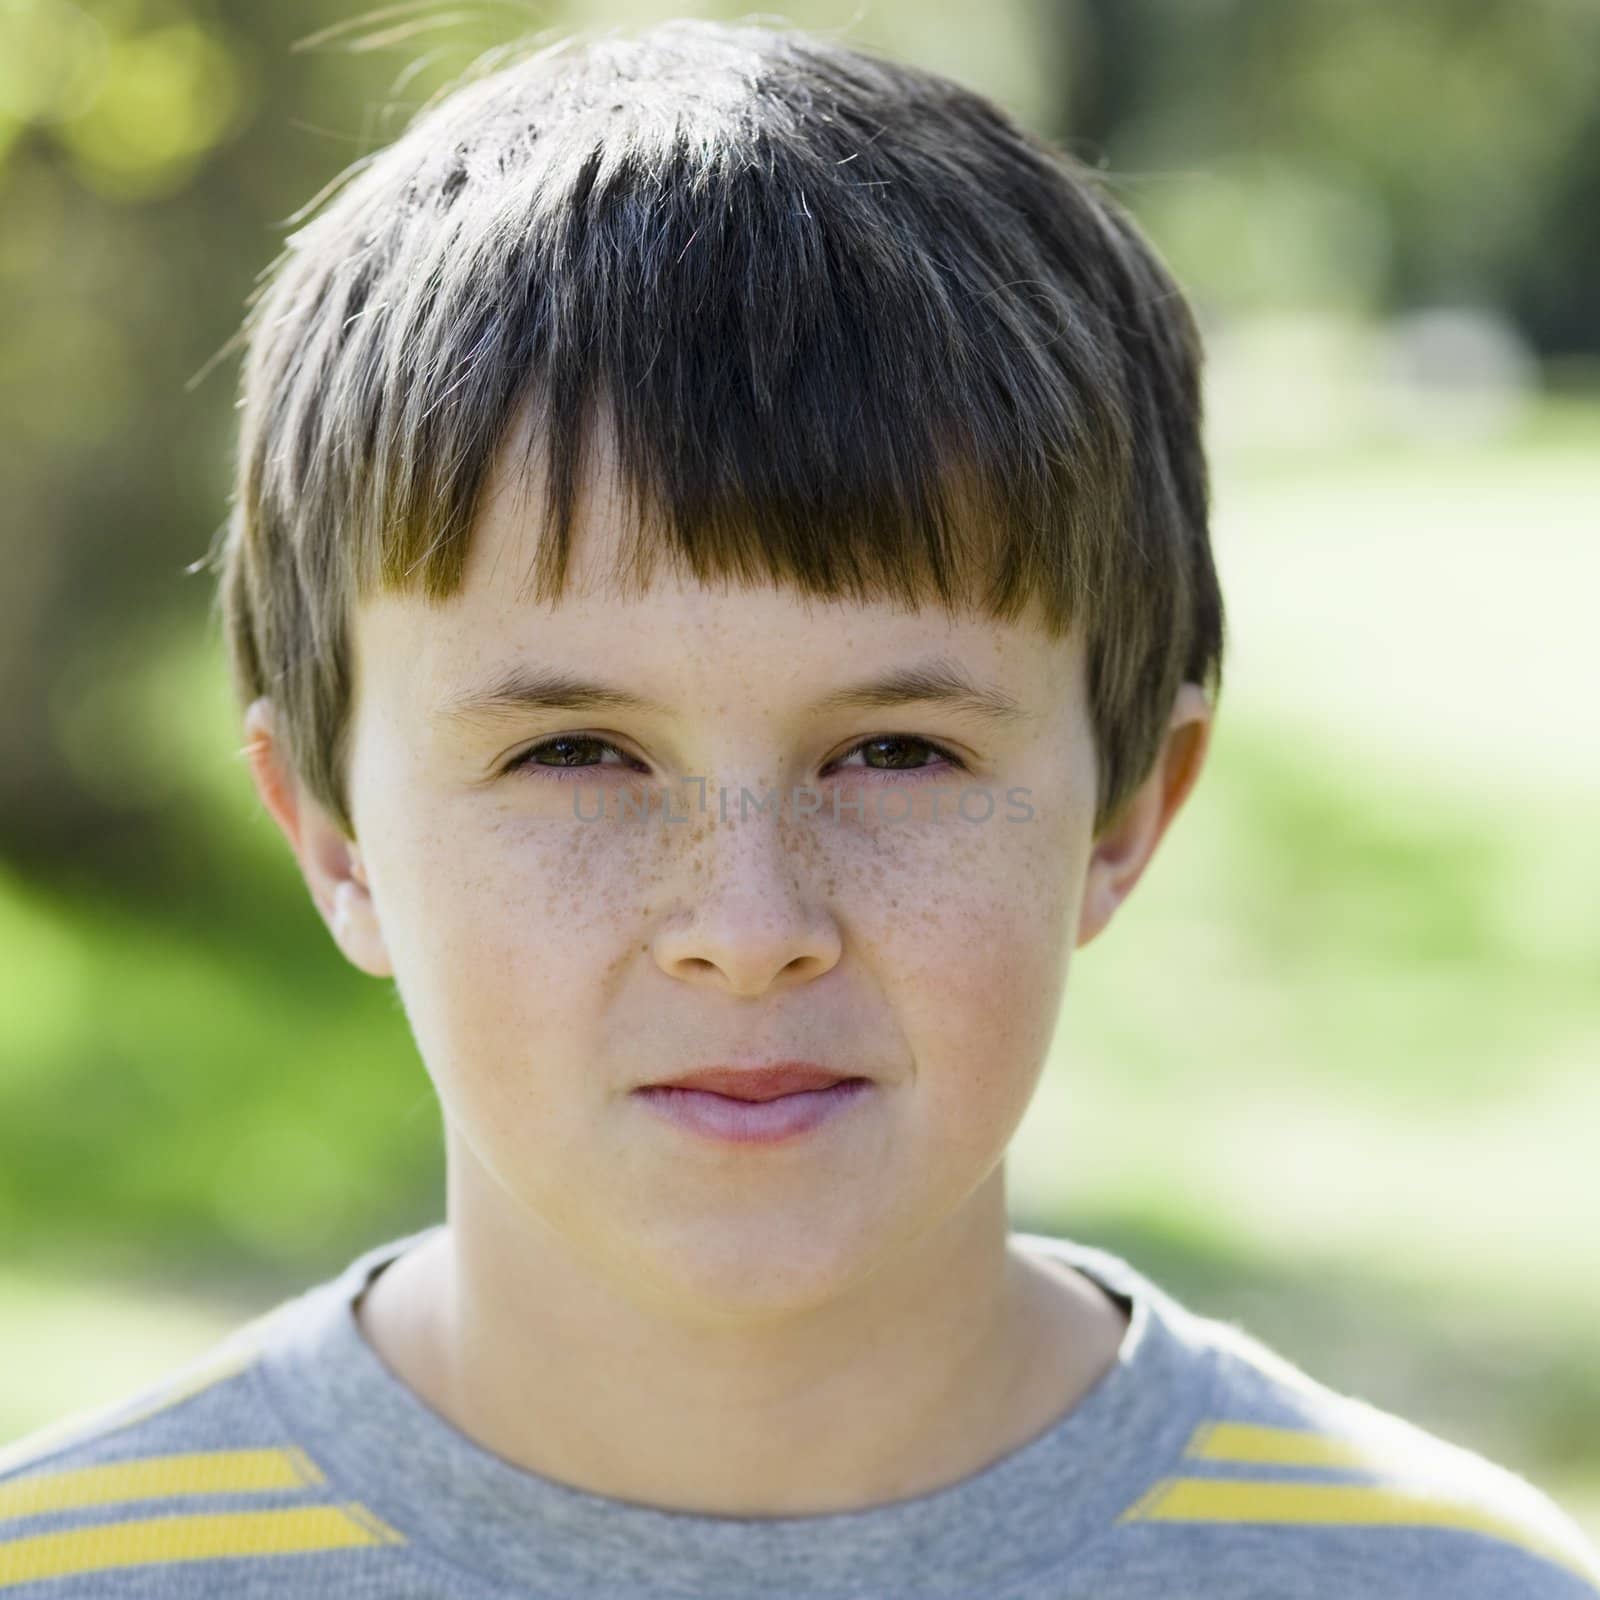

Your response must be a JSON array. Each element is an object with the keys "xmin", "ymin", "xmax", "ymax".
[
  {"xmin": 431, "ymin": 654, "xmax": 1032, "ymax": 730},
  {"xmin": 809, "ymin": 657, "xmax": 1030, "ymax": 725}
]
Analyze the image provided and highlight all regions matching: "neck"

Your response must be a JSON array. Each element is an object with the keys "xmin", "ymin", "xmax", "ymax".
[{"xmin": 355, "ymin": 1166, "xmax": 1128, "ymax": 1517}]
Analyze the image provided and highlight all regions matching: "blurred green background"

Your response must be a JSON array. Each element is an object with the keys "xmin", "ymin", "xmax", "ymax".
[{"xmin": 2, "ymin": 0, "xmax": 1596, "ymax": 1547}]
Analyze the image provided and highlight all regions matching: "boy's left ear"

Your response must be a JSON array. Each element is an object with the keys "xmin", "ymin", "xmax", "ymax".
[
  {"xmin": 240, "ymin": 697, "xmax": 394, "ymax": 979},
  {"xmin": 1075, "ymin": 683, "xmax": 1213, "ymax": 950}
]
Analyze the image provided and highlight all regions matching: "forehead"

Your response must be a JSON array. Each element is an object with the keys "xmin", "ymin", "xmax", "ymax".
[{"xmin": 354, "ymin": 407, "xmax": 1076, "ymax": 716}]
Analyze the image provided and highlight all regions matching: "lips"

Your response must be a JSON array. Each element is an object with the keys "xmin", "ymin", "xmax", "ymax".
[{"xmin": 640, "ymin": 1063, "xmax": 861, "ymax": 1101}]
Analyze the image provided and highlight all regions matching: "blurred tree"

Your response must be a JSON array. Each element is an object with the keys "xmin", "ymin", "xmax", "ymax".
[{"xmin": 1069, "ymin": 0, "xmax": 1600, "ymax": 327}]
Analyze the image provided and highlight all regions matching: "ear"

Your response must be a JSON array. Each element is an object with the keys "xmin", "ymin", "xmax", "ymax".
[
  {"xmin": 240, "ymin": 697, "xmax": 393, "ymax": 978},
  {"xmin": 1075, "ymin": 683, "xmax": 1214, "ymax": 950}
]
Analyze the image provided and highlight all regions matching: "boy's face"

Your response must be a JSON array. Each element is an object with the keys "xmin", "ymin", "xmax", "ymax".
[{"xmin": 247, "ymin": 421, "xmax": 1210, "ymax": 1315}]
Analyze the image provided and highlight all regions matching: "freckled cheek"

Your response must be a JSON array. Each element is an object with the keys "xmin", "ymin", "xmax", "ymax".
[
  {"xmin": 391, "ymin": 823, "xmax": 651, "ymax": 1114},
  {"xmin": 910, "ymin": 893, "xmax": 1064, "ymax": 1036},
  {"xmin": 872, "ymin": 846, "xmax": 1072, "ymax": 1137}
]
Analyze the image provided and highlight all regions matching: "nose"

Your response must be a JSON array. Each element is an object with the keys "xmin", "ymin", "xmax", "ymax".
[{"xmin": 650, "ymin": 808, "xmax": 842, "ymax": 996}]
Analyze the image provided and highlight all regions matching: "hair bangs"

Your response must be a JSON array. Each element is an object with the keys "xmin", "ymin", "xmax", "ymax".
[{"xmin": 364, "ymin": 100, "xmax": 1129, "ymax": 639}]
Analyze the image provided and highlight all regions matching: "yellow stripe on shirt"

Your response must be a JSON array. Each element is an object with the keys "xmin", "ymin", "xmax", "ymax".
[
  {"xmin": 1183, "ymin": 1420, "xmax": 1378, "ymax": 1469},
  {"xmin": 0, "ymin": 1505, "xmax": 406, "ymax": 1589},
  {"xmin": 0, "ymin": 1448, "xmax": 327, "ymax": 1522},
  {"xmin": 1119, "ymin": 1473, "xmax": 1600, "ymax": 1592}
]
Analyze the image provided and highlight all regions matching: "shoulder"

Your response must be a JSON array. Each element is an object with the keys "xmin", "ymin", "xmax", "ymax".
[
  {"xmin": 0, "ymin": 1303, "xmax": 413, "ymax": 1596},
  {"xmin": 1114, "ymin": 1305, "xmax": 1600, "ymax": 1597}
]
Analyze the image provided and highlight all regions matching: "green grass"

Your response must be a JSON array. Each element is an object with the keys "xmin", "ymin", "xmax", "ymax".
[{"xmin": 0, "ymin": 1268, "xmax": 249, "ymax": 1446}]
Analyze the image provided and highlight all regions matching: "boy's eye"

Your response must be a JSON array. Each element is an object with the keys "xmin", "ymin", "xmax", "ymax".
[
  {"xmin": 831, "ymin": 735, "xmax": 965, "ymax": 777},
  {"xmin": 502, "ymin": 733, "xmax": 966, "ymax": 780},
  {"xmin": 506, "ymin": 734, "xmax": 639, "ymax": 778}
]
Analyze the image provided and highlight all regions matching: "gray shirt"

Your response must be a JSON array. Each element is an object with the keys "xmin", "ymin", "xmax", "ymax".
[{"xmin": 3, "ymin": 1224, "xmax": 1596, "ymax": 1597}]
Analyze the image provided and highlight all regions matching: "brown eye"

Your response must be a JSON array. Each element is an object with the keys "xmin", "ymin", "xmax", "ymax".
[
  {"xmin": 834, "ymin": 736, "xmax": 964, "ymax": 776},
  {"xmin": 506, "ymin": 735, "xmax": 638, "ymax": 778}
]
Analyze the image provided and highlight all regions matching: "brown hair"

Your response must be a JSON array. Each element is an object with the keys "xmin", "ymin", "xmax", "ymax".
[{"xmin": 197, "ymin": 16, "xmax": 1224, "ymax": 842}]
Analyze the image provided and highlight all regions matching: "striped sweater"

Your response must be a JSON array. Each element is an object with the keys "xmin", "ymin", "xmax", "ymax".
[{"xmin": 3, "ymin": 1226, "xmax": 1596, "ymax": 1597}]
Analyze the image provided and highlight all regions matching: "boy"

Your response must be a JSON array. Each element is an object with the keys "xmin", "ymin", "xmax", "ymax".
[{"xmin": 2, "ymin": 17, "xmax": 1595, "ymax": 1597}]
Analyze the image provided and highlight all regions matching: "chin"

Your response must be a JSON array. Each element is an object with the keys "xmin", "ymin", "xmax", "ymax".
[{"xmin": 620, "ymin": 1212, "xmax": 883, "ymax": 1318}]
